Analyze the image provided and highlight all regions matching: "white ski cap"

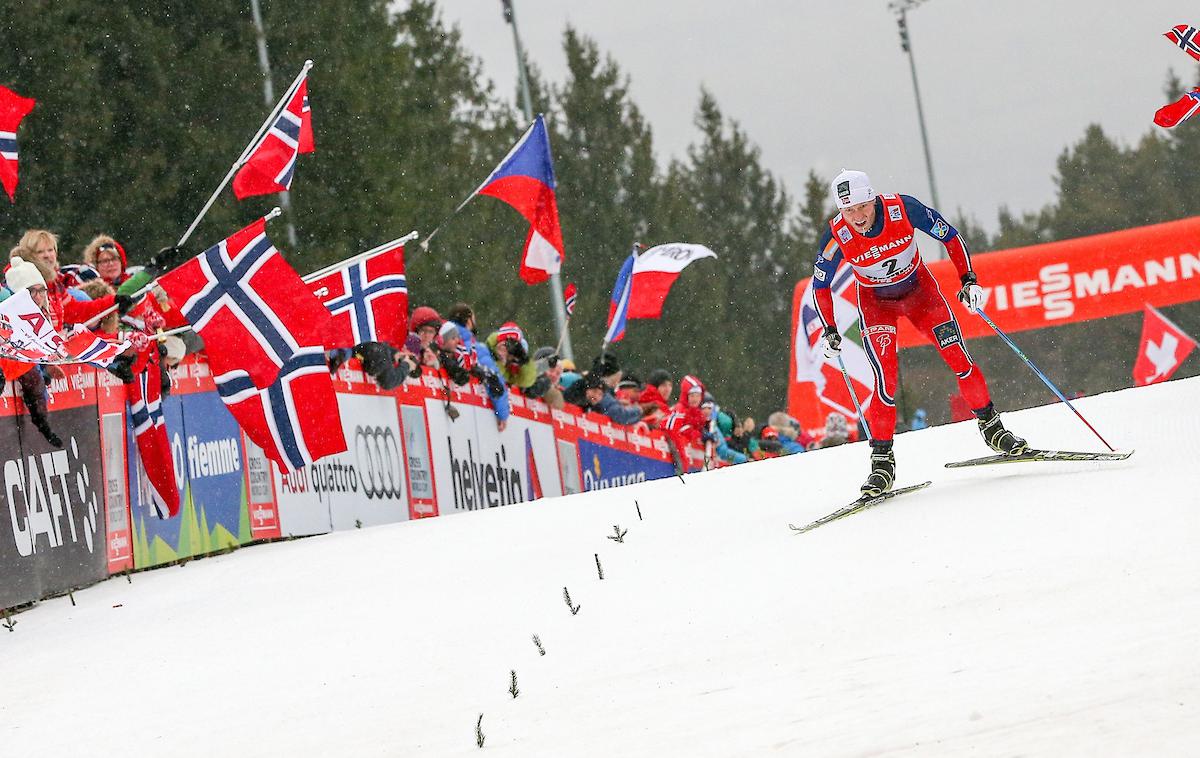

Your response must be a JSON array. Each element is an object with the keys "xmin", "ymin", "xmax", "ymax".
[{"xmin": 831, "ymin": 169, "xmax": 875, "ymax": 209}]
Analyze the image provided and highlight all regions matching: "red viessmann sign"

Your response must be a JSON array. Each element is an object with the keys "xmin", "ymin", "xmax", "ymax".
[{"xmin": 905, "ymin": 215, "xmax": 1200, "ymax": 346}]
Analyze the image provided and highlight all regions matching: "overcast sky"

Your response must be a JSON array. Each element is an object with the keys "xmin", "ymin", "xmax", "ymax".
[{"xmin": 440, "ymin": 0, "xmax": 1195, "ymax": 234}]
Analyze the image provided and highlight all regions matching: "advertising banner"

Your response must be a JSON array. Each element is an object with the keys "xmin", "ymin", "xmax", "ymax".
[
  {"xmin": 576, "ymin": 439, "xmax": 676, "ymax": 492},
  {"xmin": 274, "ymin": 392, "xmax": 410, "ymax": 534},
  {"xmin": 400, "ymin": 405, "xmax": 435, "ymax": 518},
  {"xmin": 100, "ymin": 411, "xmax": 132, "ymax": 573},
  {"xmin": 130, "ymin": 390, "xmax": 253, "ymax": 569},
  {"xmin": 0, "ymin": 403, "xmax": 108, "ymax": 609},
  {"xmin": 424, "ymin": 397, "xmax": 562, "ymax": 515}
]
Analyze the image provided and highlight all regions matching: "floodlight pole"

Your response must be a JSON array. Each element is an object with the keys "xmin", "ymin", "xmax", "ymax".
[
  {"xmin": 249, "ymin": 0, "xmax": 299, "ymax": 249},
  {"xmin": 502, "ymin": 0, "xmax": 574, "ymax": 361},
  {"xmin": 891, "ymin": 1, "xmax": 941, "ymax": 216}
]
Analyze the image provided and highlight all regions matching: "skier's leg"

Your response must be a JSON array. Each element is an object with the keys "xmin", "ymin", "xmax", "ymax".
[
  {"xmin": 905, "ymin": 270, "xmax": 1027, "ymax": 454},
  {"xmin": 855, "ymin": 286, "xmax": 900, "ymax": 444}
]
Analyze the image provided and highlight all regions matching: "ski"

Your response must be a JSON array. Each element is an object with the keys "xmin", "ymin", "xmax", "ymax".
[
  {"xmin": 944, "ymin": 449, "xmax": 1135, "ymax": 469},
  {"xmin": 789, "ymin": 481, "xmax": 932, "ymax": 534}
]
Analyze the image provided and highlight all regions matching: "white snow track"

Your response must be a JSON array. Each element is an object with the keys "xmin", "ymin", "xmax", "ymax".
[{"xmin": 2, "ymin": 378, "xmax": 1198, "ymax": 757}]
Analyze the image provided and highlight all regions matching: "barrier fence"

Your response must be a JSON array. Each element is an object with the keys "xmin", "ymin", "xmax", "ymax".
[{"xmin": 0, "ymin": 359, "xmax": 704, "ymax": 610}]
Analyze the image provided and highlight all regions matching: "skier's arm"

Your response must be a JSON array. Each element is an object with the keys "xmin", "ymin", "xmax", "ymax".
[
  {"xmin": 812, "ymin": 229, "xmax": 843, "ymax": 330},
  {"xmin": 901, "ymin": 194, "xmax": 973, "ymax": 281}
]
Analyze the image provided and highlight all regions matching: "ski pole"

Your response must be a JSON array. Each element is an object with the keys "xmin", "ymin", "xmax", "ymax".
[
  {"xmin": 975, "ymin": 308, "xmax": 1116, "ymax": 452},
  {"xmin": 836, "ymin": 354, "xmax": 873, "ymax": 444}
]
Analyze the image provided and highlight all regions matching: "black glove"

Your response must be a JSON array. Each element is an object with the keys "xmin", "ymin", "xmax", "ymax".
[
  {"xmin": 439, "ymin": 351, "xmax": 471, "ymax": 385},
  {"xmin": 821, "ymin": 325, "xmax": 842, "ymax": 359},
  {"xmin": 353, "ymin": 341, "xmax": 396, "ymax": 377},
  {"xmin": 115, "ymin": 293, "xmax": 136, "ymax": 316},
  {"xmin": 471, "ymin": 366, "xmax": 504, "ymax": 398},
  {"xmin": 147, "ymin": 245, "xmax": 191, "ymax": 276},
  {"xmin": 106, "ymin": 352, "xmax": 136, "ymax": 384},
  {"xmin": 958, "ymin": 272, "xmax": 983, "ymax": 313}
]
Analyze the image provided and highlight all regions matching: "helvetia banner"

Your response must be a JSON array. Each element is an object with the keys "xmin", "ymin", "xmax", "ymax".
[
  {"xmin": 424, "ymin": 398, "xmax": 562, "ymax": 514},
  {"xmin": 0, "ymin": 405, "xmax": 107, "ymax": 609}
]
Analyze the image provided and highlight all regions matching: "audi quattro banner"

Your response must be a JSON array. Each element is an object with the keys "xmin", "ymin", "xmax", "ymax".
[
  {"xmin": 424, "ymin": 395, "xmax": 563, "ymax": 515},
  {"xmin": 0, "ymin": 384, "xmax": 108, "ymax": 610},
  {"xmin": 274, "ymin": 392, "xmax": 410, "ymax": 535}
]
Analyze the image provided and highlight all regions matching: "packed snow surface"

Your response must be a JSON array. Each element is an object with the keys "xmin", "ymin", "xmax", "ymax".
[{"xmin": 3, "ymin": 379, "xmax": 1199, "ymax": 756}]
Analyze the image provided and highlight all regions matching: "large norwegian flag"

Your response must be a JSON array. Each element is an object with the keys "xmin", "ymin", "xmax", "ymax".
[
  {"xmin": 157, "ymin": 216, "xmax": 332, "ymax": 389},
  {"xmin": 306, "ymin": 239, "xmax": 409, "ymax": 349},
  {"xmin": 1133, "ymin": 304, "xmax": 1197, "ymax": 386},
  {"xmin": 216, "ymin": 347, "xmax": 347, "ymax": 472},
  {"xmin": 232, "ymin": 76, "xmax": 314, "ymax": 199},
  {"xmin": 0, "ymin": 84, "xmax": 36, "ymax": 202},
  {"xmin": 128, "ymin": 352, "xmax": 180, "ymax": 518},
  {"xmin": 472, "ymin": 115, "xmax": 565, "ymax": 285}
]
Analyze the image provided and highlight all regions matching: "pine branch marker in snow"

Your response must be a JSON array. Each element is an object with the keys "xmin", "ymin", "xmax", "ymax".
[
  {"xmin": 2, "ymin": 609, "xmax": 15, "ymax": 632},
  {"xmin": 607, "ymin": 525, "xmax": 627, "ymax": 543},
  {"xmin": 595, "ymin": 553, "xmax": 604, "ymax": 580},
  {"xmin": 532, "ymin": 634, "xmax": 546, "ymax": 656},
  {"xmin": 475, "ymin": 714, "xmax": 485, "ymax": 748},
  {"xmin": 563, "ymin": 586, "xmax": 580, "ymax": 615},
  {"xmin": 635, "ymin": 500, "xmax": 642, "ymax": 520},
  {"xmin": 509, "ymin": 670, "xmax": 520, "ymax": 698},
  {"xmin": 124, "ymin": 568, "xmax": 132, "ymax": 584},
  {"xmin": 67, "ymin": 589, "xmax": 76, "ymax": 607}
]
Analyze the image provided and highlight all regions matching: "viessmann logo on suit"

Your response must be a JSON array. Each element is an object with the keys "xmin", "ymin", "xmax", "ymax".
[{"xmin": 279, "ymin": 424, "xmax": 405, "ymax": 503}]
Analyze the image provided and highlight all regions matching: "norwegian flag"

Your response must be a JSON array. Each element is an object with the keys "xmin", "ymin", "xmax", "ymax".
[
  {"xmin": 563, "ymin": 282, "xmax": 577, "ymax": 317},
  {"xmin": 157, "ymin": 216, "xmax": 332, "ymax": 389},
  {"xmin": 1154, "ymin": 87, "xmax": 1200, "ymax": 129},
  {"xmin": 1165, "ymin": 24, "xmax": 1200, "ymax": 62},
  {"xmin": 454, "ymin": 341, "xmax": 475, "ymax": 373},
  {"xmin": 306, "ymin": 239, "xmax": 409, "ymax": 349},
  {"xmin": 0, "ymin": 84, "xmax": 36, "ymax": 202},
  {"xmin": 128, "ymin": 352, "xmax": 180, "ymax": 518},
  {"xmin": 216, "ymin": 347, "xmax": 347, "ymax": 472},
  {"xmin": 61, "ymin": 327, "xmax": 130, "ymax": 366},
  {"xmin": 232, "ymin": 76, "xmax": 314, "ymax": 199}
]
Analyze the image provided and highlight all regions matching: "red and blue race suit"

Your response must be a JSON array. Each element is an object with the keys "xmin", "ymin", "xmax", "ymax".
[{"xmin": 812, "ymin": 193, "xmax": 991, "ymax": 441}]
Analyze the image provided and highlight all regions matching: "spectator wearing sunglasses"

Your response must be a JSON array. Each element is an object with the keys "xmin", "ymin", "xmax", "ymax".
[{"xmin": 12, "ymin": 229, "xmax": 126, "ymax": 332}]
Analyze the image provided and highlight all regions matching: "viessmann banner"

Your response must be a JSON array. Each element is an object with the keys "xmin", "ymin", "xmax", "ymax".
[{"xmin": 790, "ymin": 215, "xmax": 1200, "ymax": 350}]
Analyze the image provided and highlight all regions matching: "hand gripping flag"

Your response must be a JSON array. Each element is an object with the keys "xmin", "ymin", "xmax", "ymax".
[
  {"xmin": 232, "ymin": 76, "xmax": 314, "ymax": 199},
  {"xmin": 216, "ymin": 346, "xmax": 347, "ymax": 472},
  {"xmin": 473, "ymin": 115, "xmax": 565, "ymax": 285},
  {"xmin": 128, "ymin": 351, "xmax": 180, "ymax": 518},
  {"xmin": 603, "ymin": 253, "xmax": 636, "ymax": 345},
  {"xmin": 624, "ymin": 243, "xmax": 717, "ymax": 319},
  {"xmin": 563, "ymin": 282, "xmax": 577, "ymax": 318},
  {"xmin": 157, "ymin": 216, "xmax": 333, "ymax": 389},
  {"xmin": 306, "ymin": 240, "xmax": 409, "ymax": 349},
  {"xmin": 1164, "ymin": 24, "xmax": 1200, "ymax": 62},
  {"xmin": 1133, "ymin": 304, "xmax": 1197, "ymax": 386},
  {"xmin": 0, "ymin": 85, "xmax": 36, "ymax": 202}
]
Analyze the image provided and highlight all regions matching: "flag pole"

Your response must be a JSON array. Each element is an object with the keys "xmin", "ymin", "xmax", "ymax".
[
  {"xmin": 301, "ymin": 231, "xmax": 419, "ymax": 283},
  {"xmin": 85, "ymin": 207, "xmax": 284, "ymax": 328},
  {"xmin": 176, "ymin": 60, "xmax": 313, "ymax": 248}
]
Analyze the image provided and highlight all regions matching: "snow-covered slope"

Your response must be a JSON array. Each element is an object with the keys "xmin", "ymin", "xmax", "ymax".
[{"xmin": 3, "ymin": 379, "xmax": 1199, "ymax": 757}]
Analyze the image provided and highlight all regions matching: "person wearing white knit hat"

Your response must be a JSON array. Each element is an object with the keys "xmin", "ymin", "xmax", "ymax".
[
  {"xmin": 813, "ymin": 169, "xmax": 1030, "ymax": 499},
  {"xmin": 5, "ymin": 256, "xmax": 49, "ymax": 309}
]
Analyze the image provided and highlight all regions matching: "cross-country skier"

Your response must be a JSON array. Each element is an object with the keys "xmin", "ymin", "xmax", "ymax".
[{"xmin": 812, "ymin": 169, "xmax": 1028, "ymax": 497}]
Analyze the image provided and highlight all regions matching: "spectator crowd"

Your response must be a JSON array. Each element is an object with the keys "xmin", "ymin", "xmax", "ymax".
[{"xmin": 1, "ymin": 225, "xmax": 857, "ymax": 472}]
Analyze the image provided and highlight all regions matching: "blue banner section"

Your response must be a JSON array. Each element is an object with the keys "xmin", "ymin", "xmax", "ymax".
[
  {"xmin": 576, "ymin": 439, "xmax": 675, "ymax": 492},
  {"xmin": 127, "ymin": 390, "xmax": 248, "ymax": 567}
]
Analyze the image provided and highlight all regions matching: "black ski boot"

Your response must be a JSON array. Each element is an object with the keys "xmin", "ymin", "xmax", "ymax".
[
  {"xmin": 974, "ymin": 403, "xmax": 1028, "ymax": 455},
  {"xmin": 860, "ymin": 441, "xmax": 895, "ymax": 498}
]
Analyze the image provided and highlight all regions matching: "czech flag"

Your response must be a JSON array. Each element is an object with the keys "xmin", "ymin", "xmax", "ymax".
[
  {"xmin": 603, "ymin": 253, "xmax": 636, "ymax": 345},
  {"xmin": 473, "ymin": 115, "xmax": 565, "ymax": 285}
]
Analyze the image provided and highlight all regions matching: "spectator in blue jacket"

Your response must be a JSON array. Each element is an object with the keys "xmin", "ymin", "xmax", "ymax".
[{"xmin": 447, "ymin": 302, "xmax": 509, "ymax": 431}]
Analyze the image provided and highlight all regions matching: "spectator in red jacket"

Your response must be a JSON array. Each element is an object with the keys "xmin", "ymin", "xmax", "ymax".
[
  {"xmin": 637, "ymin": 368, "xmax": 672, "ymax": 428},
  {"xmin": 14, "ymin": 229, "xmax": 124, "ymax": 332}
]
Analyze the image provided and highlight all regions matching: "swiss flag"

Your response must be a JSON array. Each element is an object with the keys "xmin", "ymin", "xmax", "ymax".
[{"xmin": 1133, "ymin": 305, "xmax": 1196, "ymax": 386}]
